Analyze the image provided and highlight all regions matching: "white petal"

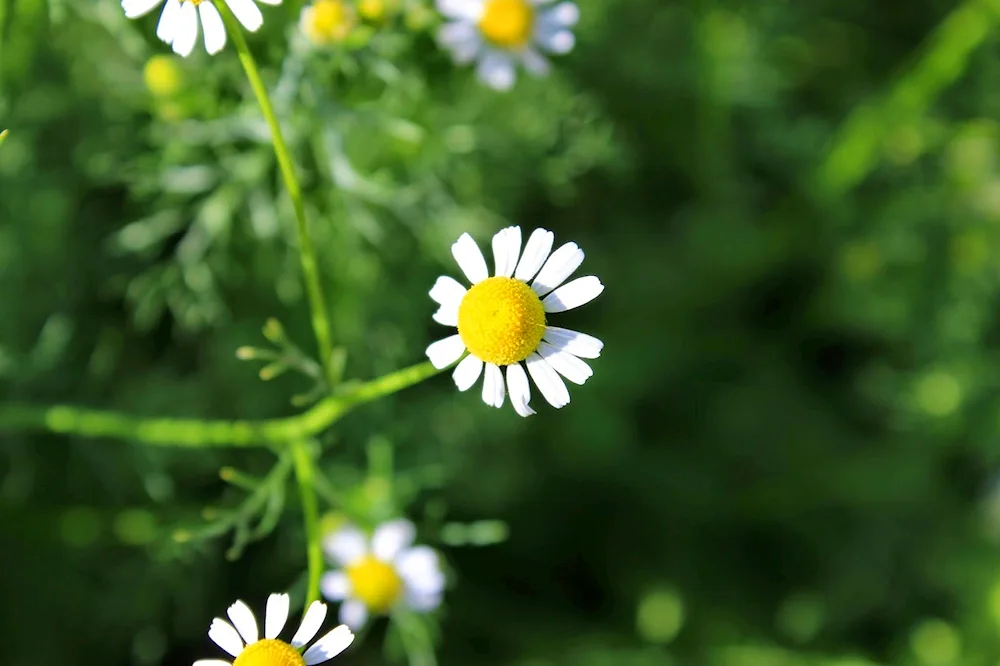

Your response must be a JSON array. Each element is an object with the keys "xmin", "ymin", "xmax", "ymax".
[
  {"xmin": 397, "ymin": 546, "xmax": 445, "ymax": 594},
  {"xmin": 531, "ymin": 242, "xmax": 583, "ymax": 296},
  {"xmin": 437, "ymin": 21, "xmax": 483, "ymax": 64},
  {"xmin": 208, "ymin": 619, "xmax": 244, "ymax": 658},
  {"xmin": 543, "ymin": 326, "xmax": 603, "ymax": 358},
  {"xmin": 406, "ymin": 590, "xmax": 443, "ymax": 612},
  {"xmin": 543, "ymin": 2, "xmax": 579, "ymax": 26},
  {"xmin": 481, "ymin": 363, "xmax": 506, "ymax": 408},
  {"xmin": 537, "ymin": 29, "xmax": 575, "ymax": 54},
  {"xmin": 170, "ymin": 1, "xmax": 199, "ymax": 57},
  {"xmin": 537, "ymin": 341, "xmax": 592, "ymax": 385},
  {"xmin": 155, "ymin": 0, "xmax": 181, "ymax": 42},
  {"xmin": 506, "ymin": 362, "xmax": 536, "ymax": 417},
  {"xmin": 452, "ymin": 354, "xmax": 484, "ymax": 392},
  {"xmin": 436, "ymin": 0, "xmax": 484, "ymax": 20},
  {"xmin": 199, "ymin": 2, "xmax": 227, "ymax": 54},
  {"xmin": 521, "ymin": 49, "xmax": 551, "ymax": 77},
  {"xmin": 429, "ymin": 275, "xmax": 467, "ymax": 305},
  {"xmin": 476, "ymin": 51, "xmax": 517, "ymax": 91},
  {"xmin": 451, "ymin": 232, "xmax": 489, "ymax": 284},
  {"xmin": 542, "ymin": 276, "xmax": 604, "ymax": 312},
  {"xmin": 491, "ymin": 226, "xmax": 522, "ymax": 278},
  {"xmin": 338, "ymin": 600, "xmax": 369, "ymax": 630},
  {"xmin": 526, "ymin": 353, "xmax": 570, "ymax": 408},
  {"xmin": 323, "ymin": 525, "xmax": 368, "ymax": 565},
  {"xmin": 193, "ymin": 661, "xmax": 232, "ymax": 666},
  {"xmin": 514, "ymin": 228, "xmax": 555, "ymax": 281},
  {"xmin": 257, "ymin": 0, "xmax": 282, "ymax": 5},
  {"xmin": 226, "ymin": 600, "xmax": 258, "ymax": 645},
  {"xmin": 291, "ymin": 601, "xmax": 328, "ymax": 648},
  {"xmin": 320, "ymin": 571, "xmax": 351, "ymax": 601},
  {"xmin": 303, "ymin": 625, "xmax": 354, "ymax": 665},
  {"xmin": 426, "ymin": 334, "xmax": 466, "ymax": 369},
  {"xmin": 264, "ymin": 593, "xmax": 290, "ymax": 639},
  {"xmin": 122, "ymin": 0, "xmax": 164, "ymax": 19},
  {"xmin": 372, "ymin": 519, "xmax": 416, "ymax": 561},
  {"xmin": 225, "ymin": 0, "xmax": 263, "ymax": 31},
  {"xmin": 433, "ymin": 302, "xmax": 460, "ymax": 327}
]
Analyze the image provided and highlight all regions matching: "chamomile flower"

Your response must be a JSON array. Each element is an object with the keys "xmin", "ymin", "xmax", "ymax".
[
  {"xmin": 426, "ymin": 226, "xmax": 603, "ymax": 416},
  {"xmin": 320, "ymin": 519, "xmax": 446, "ymax": 629},
  {"xmin": 299, "ymin": 0, "xmax": 356, "ymax": 46},
  {"xmin": 435, "ymin": 0, "xmax": 579, "ymax": 90},
  {"xmin": 121, "ymin": 0, "xmax": 280, "ymax": 58},
  {"xmin": 193, "ymin": 593, "xmax": 354, "ymax": 666}
]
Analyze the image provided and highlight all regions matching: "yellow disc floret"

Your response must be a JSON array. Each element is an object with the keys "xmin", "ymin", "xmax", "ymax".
[
  {"xmin": 300, "ymin": 0, "xmax": 356, "ymax": 46},
  {"xmin": 347, "ymin": 556, "xmax": 404, "ymax": 613},
  {"xmin": 457, "ymin": 276, "xmax": 545, "ymax": 366},
  {"xmin": 233, "ymin": 639, "xmax": 305, "ymax": 666},
  {"xmin": 143, "ymin": 55, "xmax": 183, "ymax": 98},
  {"xmin": 479, "ymin": 0, "xmax": 534, "ymax": 48}
]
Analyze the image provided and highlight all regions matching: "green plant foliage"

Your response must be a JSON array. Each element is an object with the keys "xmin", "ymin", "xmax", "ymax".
[{"xmin": 5, "ymin": 0, "xmax": 1000, "ymax": 665}]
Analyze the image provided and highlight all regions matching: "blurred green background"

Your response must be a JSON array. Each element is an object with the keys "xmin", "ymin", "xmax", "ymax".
[{"xmin": 6, "ymin": 0, "xmax": 1000, "ymax": 665}]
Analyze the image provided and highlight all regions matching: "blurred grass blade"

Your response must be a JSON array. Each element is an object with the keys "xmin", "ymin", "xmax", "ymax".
[{"xmin": 816, "ymin": 0, "xmax": 1000, "ymax": 197}]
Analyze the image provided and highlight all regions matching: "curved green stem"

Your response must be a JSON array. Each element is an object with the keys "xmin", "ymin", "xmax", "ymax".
[
  {"xmin": 290, "ymin": 439, "xmax": 323, "ymax": 611},
  {"xmin": 0, "ymin": 360, "xmax": 442, "ymax": 447},
  {"xmin": 217, "ymin": 2, "xmax": 338, "ymax": 388}
]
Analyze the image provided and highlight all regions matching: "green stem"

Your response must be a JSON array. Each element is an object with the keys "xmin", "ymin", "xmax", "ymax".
[
  {"xmin": 0, "ymin": 360, "xmax": 442, "ymax": 447},
  {"xmin": 815, "ymin": 0, "xmax": 1000, "ymax": 198},
  {"xmin": 217, "ymin": 2, "xmax": 338, "ymax": 388},
  {"xmin": 290, "ymin": 439, "xmax": 322, "ymax": 611}
]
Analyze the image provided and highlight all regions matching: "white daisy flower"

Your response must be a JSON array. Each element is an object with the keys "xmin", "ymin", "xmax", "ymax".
[
  {"xmin": 320, "ymin": 519, "xmax": 446, "ymax": 629},
  {"xmin": 435, "ymin": 0, "xmax": 579, "ymax": 91},
  {"xmin": 121, "ymin": 0, "xmax": 281, "ymax": 58},
  {"xmin": 425, "ymin": 226, "xmax": 604, "ymax": 416},
  {"xmin": 193, "ymin": 593, "xmax": 354, "ymax": 666}
]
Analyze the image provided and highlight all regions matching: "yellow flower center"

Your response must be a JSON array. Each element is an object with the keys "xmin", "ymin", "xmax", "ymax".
[
  {"xmin": 358, "ymin": 0, "xmax": 386, "ymax": 22},
  {"xmin": 457, "ymin": 276, "xmax": 545, "ymax": 366},
  {"xmin": 233, "ymin": 639, "xmax": 305, "ymax": 666},
  {"xmin": 301, "ymin": 0, "xmax": 355, "ymax": 45},
  {"xmin": 478, "ymin": 0, "xmax": 534, "ymax": 48},
  {"xmin": 143, "ymin": 55, "xmax": 183, "ymax": 98},
  {"xmin": 347, "ymin": 556, "xmax": 404, "ymax": 613}
]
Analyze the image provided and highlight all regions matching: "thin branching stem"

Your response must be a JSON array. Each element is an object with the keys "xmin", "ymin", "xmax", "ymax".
[{"xmin": 217, "ymin": 1, "xmax": 338, "ymax": 389}]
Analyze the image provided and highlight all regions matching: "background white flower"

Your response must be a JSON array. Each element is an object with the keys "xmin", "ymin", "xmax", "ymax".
[
  {"xmin": 122, "ymin": 0, "xmax": 281, "ymax": 57},
  {"xmin": 320, "ymin": 519, "xmax": 445, "ymax": 629},
  {"xmin": 435, "ymin": 0, "xmax": 579, "ymax": 90},
  {"xmin": 193, "ymin": 593, "xmax": 353, "ymax": 666},
  {"xmin": 426, "ymin": 226, "xmax": 604, "ymax": 416}
]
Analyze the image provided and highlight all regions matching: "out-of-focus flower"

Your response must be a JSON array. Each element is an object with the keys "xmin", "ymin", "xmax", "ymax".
[
  {"xmin": 426, "ymin": 226, "xmax": 604, "ymax": 416},
  {"xmin": 299, "ymin": 0, "xmax": 356, "ymax": 46},
  {"xmin": 193, "ymin": 593, "xmax": 353, "ymax": 666},
  {"xmin": 121, "ymin": 0, "xmax": 281, "ymax": 58},
  {"xmin": 320, "ymin": 519, "xmax": 445, "ymax": 629},
  {"xmin": 435, "ymin": 0, "xmax": 579, "ymax": 90},
  {"xmin": 144, "ymin": 55, "xmax": 183, "ymax": 97},
  {"xmin": 358, "ymin": 0, "xmax": 396, "ymax": 23}
]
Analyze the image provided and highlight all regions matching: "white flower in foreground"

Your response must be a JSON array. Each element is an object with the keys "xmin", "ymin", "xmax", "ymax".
[
  {"xmin": 426, "ymin": 226, "xmax": 604, "ymax": 416},
  {"xmin": 122, "ymin": 0, "xmax": 281, "ymax": 58},
  {"xmin": 320, "ymin": 519, "xmax": 445, "ymax": 629},
  {"xmin": 436, "ymin": 0, "xmax": 579, "ymax": 91},
  {"xmin": 193, "ymin": 593, "xmax": 353, "ymax": 666}
]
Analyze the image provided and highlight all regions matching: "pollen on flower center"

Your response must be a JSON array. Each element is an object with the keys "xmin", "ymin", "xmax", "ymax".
[
  {"xmin": 347, "ymin": 556, "xmax": 404, "ymax": 613},
  {"xmin": 232, "ymin": 639, "xmax": 305, "ymax": 666},
  {"xmin": 457, "ymin": 276, "xmax": 545, "ymax": 366},
  {"xmin": 478, "ymin": 0, "xmax": 534, "ymax": 48}
]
